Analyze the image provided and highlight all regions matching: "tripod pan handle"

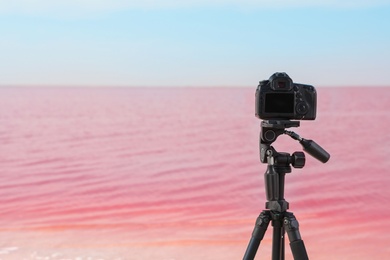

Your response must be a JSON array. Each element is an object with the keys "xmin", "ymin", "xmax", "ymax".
[{"xmin": 299, "ymin": 139, "xmax": 330, "ymax": 163}]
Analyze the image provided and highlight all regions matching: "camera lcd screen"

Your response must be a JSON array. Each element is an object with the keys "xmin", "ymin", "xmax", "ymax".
[{"xmin": 264, "ymin": 93, "xmax": 294, "ymax": 113}]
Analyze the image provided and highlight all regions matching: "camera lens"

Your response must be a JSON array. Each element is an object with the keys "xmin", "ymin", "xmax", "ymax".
[{"xmin": 296, "ymin": 102, "xmax": 308, "ymax": 115}]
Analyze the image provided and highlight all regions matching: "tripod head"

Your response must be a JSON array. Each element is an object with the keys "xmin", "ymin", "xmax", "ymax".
[
  {"xmin": 260, "ymin": 120, "xmax": 330, "ymax": 165},
  {"xmin": 260, "ymin": 120, "xmax": 330, "ymax": 212}
]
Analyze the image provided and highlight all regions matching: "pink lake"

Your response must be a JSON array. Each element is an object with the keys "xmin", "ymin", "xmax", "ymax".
[{"xmin": 0, "ymin": 87, "xmax": 389, "ymax": 259}]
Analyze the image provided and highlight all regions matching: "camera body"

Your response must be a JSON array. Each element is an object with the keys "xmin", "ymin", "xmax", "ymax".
[{"xmin": 256, "ymin": 72, "xmax": 317, "ymax": 120}]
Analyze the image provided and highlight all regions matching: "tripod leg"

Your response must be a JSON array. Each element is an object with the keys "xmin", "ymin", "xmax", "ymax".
[
  {"xmin": 281, "ymin": 227, "xmax": 285, "ymax": 260},
  {"xmin": 243, "ymin": 210, "xmax": 271, "ymax": 260},
  {"xmin": 271, "ymin": 218, "xmax": 283, "ymax": 260},
  {"xmin": 283, "ymin": 212, "xmax": 309, "ymax": 260},
  {"xmin": 270, "ymin": 211, "xmax": 287, "ymax": 260}
]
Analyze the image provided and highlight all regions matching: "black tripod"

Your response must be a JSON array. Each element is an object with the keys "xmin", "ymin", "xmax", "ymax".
[{"xmin": 243, "ymin": 120, "xmax": 330, "ymax": 260}]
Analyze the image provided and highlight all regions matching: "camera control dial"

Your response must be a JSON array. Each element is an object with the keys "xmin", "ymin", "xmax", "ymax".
[{"xmin": 296, "ymin": 102, "xmax": 309, "ymax": 115}]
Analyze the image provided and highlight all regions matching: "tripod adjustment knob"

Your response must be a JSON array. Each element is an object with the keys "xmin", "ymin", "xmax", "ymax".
[{"xmin": 292, "ymin": 152, "xmax": 305, "ymax": 168}]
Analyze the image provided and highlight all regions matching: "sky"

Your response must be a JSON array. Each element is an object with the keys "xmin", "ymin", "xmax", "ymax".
[{"xmin": 1, "ymin": 0, "xmax": 390, "ymax": 87}]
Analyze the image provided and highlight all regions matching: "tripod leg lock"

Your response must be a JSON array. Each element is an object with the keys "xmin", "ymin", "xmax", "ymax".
[
  {"xmin": 251, "ymin": 211, "xmax": 271, "ymax": 240},
  {"xmin": 243, "ymin": 211, "xmax": 271, "ymax": 260},
  {"xmin": 283, "ymin": 212, "xmax": 309, "ymax": 260},
  {"xmin": 283, "ymin": 212, "xmax": 301, "ymax": 241}
]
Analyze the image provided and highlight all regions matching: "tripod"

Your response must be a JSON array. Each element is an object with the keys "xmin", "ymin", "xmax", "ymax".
[{"xmin": 243, "ymin": 120, "xmax": 330, "ymax": 260}]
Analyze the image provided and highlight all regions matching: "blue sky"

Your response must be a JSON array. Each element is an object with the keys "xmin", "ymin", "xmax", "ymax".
[{"xmin": 1, "ymin": 1, "xmax": 390, "ymax": 87}]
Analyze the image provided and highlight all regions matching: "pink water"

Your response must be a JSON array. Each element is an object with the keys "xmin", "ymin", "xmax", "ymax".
[{"xmin": 0, "ymin": 87, "xmax": 389, "ymax": 259}]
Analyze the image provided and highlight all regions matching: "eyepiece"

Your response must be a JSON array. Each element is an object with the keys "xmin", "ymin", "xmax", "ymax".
[{"xmin": 269, "ymin": 73, "xmax": 293, "ymax": 91}]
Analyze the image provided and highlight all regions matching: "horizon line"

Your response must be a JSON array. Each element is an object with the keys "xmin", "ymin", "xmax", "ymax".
[{"xmin": 0, "ymin": 84, "xmax": 389, "ymax": 88}]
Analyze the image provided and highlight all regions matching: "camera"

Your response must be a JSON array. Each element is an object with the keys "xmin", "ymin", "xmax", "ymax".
[{"xmin": 255, "ymin": 72, "xmax": 317, "ymax": 120}]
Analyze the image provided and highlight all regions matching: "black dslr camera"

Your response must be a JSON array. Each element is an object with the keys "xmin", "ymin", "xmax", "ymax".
[{"xmin": 256, "ymin": 72, "xmax": 317, "ymax": 120}]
